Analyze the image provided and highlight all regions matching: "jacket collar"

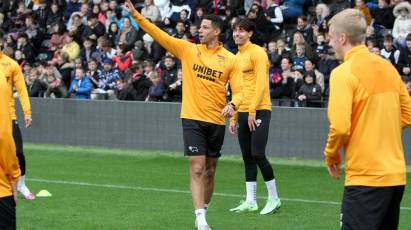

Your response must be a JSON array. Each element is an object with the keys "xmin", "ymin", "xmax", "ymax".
[
  {"xmin": 238, "ymin": 41, "xmax": 252, "ymax": 53},
  {"xmin": 344, "ymin": 45, "xmax": 369, "ymax": 62}
]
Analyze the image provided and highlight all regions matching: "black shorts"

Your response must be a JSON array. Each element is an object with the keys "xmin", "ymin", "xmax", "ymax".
[
  {"xmin": 0, "ymin": 196, "xmax": 16, "ymax": 230},
  {"xmin": 341, "ymin": 185, "xmax": 405, "ymax": 230},
  {"xmin": 182, "ymin": 119, "xmax": 225, "ymax": 158},
  {"xmin": 237, "ymin": 110, "xmax": 271, "ymax": 156},
  {"xmin": 12, "ymin": 121, "xmax": 23, "ymax": 155}
]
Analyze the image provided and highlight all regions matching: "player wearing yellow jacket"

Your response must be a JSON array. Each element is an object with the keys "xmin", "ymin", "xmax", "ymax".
[
  {"xmin": 228, "ymin": 18, "xmax": 280, "ymax": 215},
  {"xmin": 0, "ymin": 50, "xmax": 35, "ymax": 200},
  {"xmin": 325, "ymin": 9, "xmax": 411, "ymax": 230},
  {"xmin": 124, "ymin": 1, "xmax": 243, "ymax": 229},
  {"xmin": 0, "ymin": 61, "xmax": 20, "ymax": 230}
]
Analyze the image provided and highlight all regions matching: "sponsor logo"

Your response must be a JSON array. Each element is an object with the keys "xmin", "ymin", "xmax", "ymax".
[
  {"xmin": 188, "ymin": 146, "xmax": 199, "ymax": 152},
  {"xmin": 256, "ymin": 119, "xmax": 262, "ymax": 127}
]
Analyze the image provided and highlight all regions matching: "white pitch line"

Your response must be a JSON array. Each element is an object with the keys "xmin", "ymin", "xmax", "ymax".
[{"xmin": 28, "ymin": 178, "xmax": 411, "ymax": 211}]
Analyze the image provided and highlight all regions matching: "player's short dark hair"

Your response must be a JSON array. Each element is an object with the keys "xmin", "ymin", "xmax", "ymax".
[
  {"xmin": 406, "ymin": 33, "xmax": 411, "ymax": 41},
  {"xmin": 202, "ymin": 15, "xmax": 223, "ymax": 31},
  {"xmin": 232, "ymin": 18, "xmax": 255, "ymax": 32}
]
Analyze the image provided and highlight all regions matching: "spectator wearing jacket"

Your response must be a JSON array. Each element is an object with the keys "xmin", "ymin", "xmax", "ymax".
[
  {"xmin": 392, "ymin": 1, "xmax": 411, "ymax": 48},
  {"xmin": 380, "ymin": 34, "xmax": 400, "ymax": 65},
  {"xmin": 265, "ymin": 0, "xmax": 283, "ymax": 40},
  {"xmin": 69, "ymin": 67, "xmax": 92, "ymax": 99},
  {"xmin": 26, "ymin": 68, "xmax": 47, "ymax": 97},
  {"xmin": 297, "ymin": 70, "xmax": 322, "ymax": 107},
  {"xmin": 397, "ymin": 33, "xmax": 411, "ymax": 79},
  {"xmin": 304, "ymin": 59, "xmax": 325, "ymax": 93},
  {"xmin": 146, "ymin": 71, "xmax": 165, "ymax": 101},
  {"xmin": 116, "ymin": 17, "xmax": 139, "ymax": 51},
  {"xmin": 97, "ymin": 58, "xmax": 121, "ymax": 99}
]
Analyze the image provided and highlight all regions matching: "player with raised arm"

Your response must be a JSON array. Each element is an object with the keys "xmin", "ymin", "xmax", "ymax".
[{"xmin": 124, "ymin": 1, "xmax": 243, "ymax": 229}]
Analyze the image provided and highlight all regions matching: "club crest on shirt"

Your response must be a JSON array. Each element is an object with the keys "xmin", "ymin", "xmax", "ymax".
[{"xmin": 217, "ymin": 55, "xmax": 226, "ymax": 66}]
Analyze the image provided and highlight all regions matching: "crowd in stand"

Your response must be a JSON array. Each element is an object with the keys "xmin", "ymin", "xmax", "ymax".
[{"xmin": 2, "ymin": 0, "xmax": 411, "ymax": 107}]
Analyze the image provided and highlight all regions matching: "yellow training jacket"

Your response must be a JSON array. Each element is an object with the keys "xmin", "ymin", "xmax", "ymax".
[
  {"xmin": 0, "ymin": 52, "xmax": 32, "ymax": 120},
  {"xmin": 131, "ymin": 11, "xmax": 243, "ymax": 125},
  {"xmin": 0, "ymin": 68, "xmax": 20, "ymax": 198},
  {"xmin": 235, "ymin": 41, "xmax": 272, "ymax": 115},
  {"xmin": 324, "ymin": 45, "xmax": 411, "ymax": 187}
]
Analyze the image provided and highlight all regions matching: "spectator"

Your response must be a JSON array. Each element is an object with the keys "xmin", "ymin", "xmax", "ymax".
[
  {"xmin": 44, "ymin": 69, "xmax": 67, "ymax": 98},
  {"xmin": 49, "ymin": 21, "xmax": 67, "ymax": 52},
  {"xmin": 312, "ymin": 3, "xmax": 330, "ymax": 34},
  {"xmin": 364, "ymin": 26, "xmax": 377, "ymax": 46},
  {"xmin": 61, "ymin": 32, "xmax": 80, "ymax": 61},
  {"xmin": 316, "ymin": 44, "xmax": 339, "ymax": 89},
  {"xmin": 304, "ymin": 59, "xmax": 325, "ymax": 93},
  {"xmin": 26, "ymin": 68, "xmax": 47, "ymax": 97},
  {"xmin": 372, "ymin": 0, "xmax": 395, "ymax": 30},
  {"xmin": 132, "ymin": 72, "xmax": 153, "ymax": 101},
  {"xmin": 107, "ymin": 22, "xmax": 119, "ymax": 46},
  {"xmin": 292, "ymin": 44, "xmax": 306, "ymax": 71},
  {"xmin": 34, "ymin": 3, "xmax": 49, "ymax": 29},
  {"xmin": 265, "ymin": 0, "xmax": 283, "ymax": 40},
  {"xmin": 392, "ymin": 1, "xmax": 411, "ymax": 48},
  {"xmin": 297, "ymin": 70, "xmax": 322, "ymax": 107},
  {"xmin": 397, "ymin": 33, "xmax": 411, "ymax": 79},
  {"xmin": 187, "ymin": 24, "xmax": 200, "ymax": 43},
  {"xmin": 131, "ymin": 40, "xmax": 147, "ymax": 61},
  {"xmin": 116, "ymin": 17, "xmax": 139, "ymax": 50},
  {"xmin": 112, "ymin": 45, "xmax": 133, "ymax": 73},
  {"xmin": 69, "ymin": 67, "xmax": 92, "ymax": 99},
  {"xmin": 16, "ymin": 33, "xmax": 35, "ymax": 63},
  {"xmin": 380, "ymin": 34, "xmax": 400, "ymax": 65},
  {"xmin": 87, "ymin": 58, "xmax": 102, "ymax": 90},
  {"xmin": 141, "ymin": 0, "xmax": 161, "ymax": 22},
  {"xmin": 143, "ymin": 59, "xmax": 155, "ymax": 76},
  {"xmin": 271, "ymin": 57, "xmax": 295, "ymax": 105},
  {"xmin": 109, "ymin": 0, "xmax": 122, "ymax": 19},
  {"xmin": 23, "ymin": 14, "xmax": 39, "ymax": 41},
  {"xmin": 293, "ymin": 15, "xmax": 314, "ymax": 45},
  {"xmin": 355, "ymin": 0, "xmax": 372, "ymax": 25},
  {"xmin": 247, "ymin": 4, "xmax": 266, "ymax": 44},
  {"xmin": 67, "ymin": 13, "xmax": 85, "ymax": 44},
  {"xmin": 179, "ymin": 9, "xmax": 191, "ymax": 30},
  {"xmin": 80, "ymin": 38, "xmax": 95, "ymax": 65},
  {"xmin": 164, "ymin": 1, "xmax": 191, "ymax": 27},
  {"xmin": 97, "ymin": 58, "xmax": 121, "ymax": 99},
  {"xmin": 172, "ymin": 20, "xmax": 188, "ymax": 39},
  {"xmin": 14, "ymin": 50, "xmax": 28, "ymax": 68},
  {"xmin": 291, "ymin": 32, "xmax": 315, "ymax": 61},
  {"xmin": 57, "ymin": 53, "xmax": 75, "ymax": 89},
  {"xmin": 162, "ymin": 55, "xmax": 178, "ymax": 87},
  {"xmin": 146, "ymin": 71, "xmax": 165, "ymax": 101},
  {"xmin": 165, "ymin": 68, "xmax": 182, "ymax": 102},
  {"xmin": 291, "ymin": 68, "xmax": 304, "ymax": 97},
  {"xmin": 81, "ymin": 14, "xmax": 106, "ymax": 42},
  {"xmin": 46, "ymin": 3, "xmax": 63, "ymax": 33},
  {"xmin": 192, "ymin": 6, "xmax": 205, "ymax": 25},
  {"xmin": 270, "ymin": 38, "xmax": 291, "ymax": 68}
]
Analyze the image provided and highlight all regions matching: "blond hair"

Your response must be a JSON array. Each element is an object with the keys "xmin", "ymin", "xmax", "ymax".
[{"xmin": 328, "ymin": 9, "xmax": 367, "ymax": 45}]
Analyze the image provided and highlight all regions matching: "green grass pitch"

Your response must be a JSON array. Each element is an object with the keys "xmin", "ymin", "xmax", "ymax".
[{"xmin": 17, "ymin": 144, "xmax": 411, "ymax": 230}]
